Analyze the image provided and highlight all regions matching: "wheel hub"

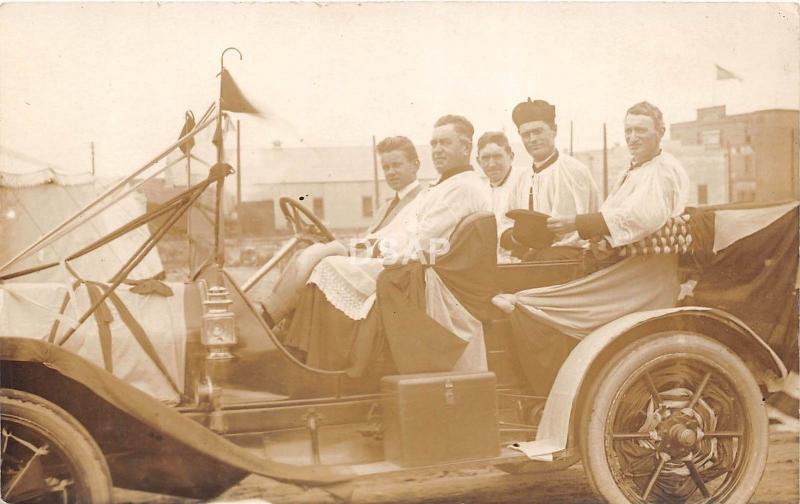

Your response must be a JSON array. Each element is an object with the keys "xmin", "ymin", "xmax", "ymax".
[
  {"xmin": 653, "ymin": 411, "xmax": 702, "ymax": 459},
  {"xmin": 670, "ymin": 424, "xmax": 697, "ymax": 447}
]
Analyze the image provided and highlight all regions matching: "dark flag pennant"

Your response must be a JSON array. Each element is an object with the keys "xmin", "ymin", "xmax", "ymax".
[
  {"xmin": 212, "ymin": 120, "xmax": 223, "ymax": 150},
  {"xmin": 220, "ymin": 68, "xmax": 260, "ymax": 115},
  {"xmin": 211, "ymin": 115, "xmax": 230, "ymax": 150},
  {"xmin": 178, "ymin": 111, "xmax": 196, "ymax": 155}
]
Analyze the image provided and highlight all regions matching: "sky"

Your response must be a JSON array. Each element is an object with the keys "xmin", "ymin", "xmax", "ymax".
[{"xmin": 1, "ymin": 2, "xmax": 798, "ymax": 176}]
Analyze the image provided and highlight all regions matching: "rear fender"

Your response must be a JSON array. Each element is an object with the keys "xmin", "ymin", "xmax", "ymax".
[{"xmin": 524, "ymin": 307, "xmax": 786, "ymax": 460}]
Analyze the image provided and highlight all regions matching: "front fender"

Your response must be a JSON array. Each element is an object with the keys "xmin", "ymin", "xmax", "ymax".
[
  {"xmin": 514, "ymin": 307, "xmax": 787, "ymax": 460},
  {"xmin": 0, "ymin": 337, "xmax": 355, "ymax": 485}
]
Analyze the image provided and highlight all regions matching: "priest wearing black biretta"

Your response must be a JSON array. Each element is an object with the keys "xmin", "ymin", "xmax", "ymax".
[{"xmin": 499, "ymin": 98, "xmax": 601, "ymax": 261}]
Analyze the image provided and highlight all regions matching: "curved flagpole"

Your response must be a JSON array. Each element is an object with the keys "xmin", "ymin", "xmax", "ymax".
[
  {"xmin": 217, "ymin": 47, "xmax": 242, "ymax": 163},
  {"xmin": 213, "ymin": 47, "xmax": 243, "ymax": 276}
]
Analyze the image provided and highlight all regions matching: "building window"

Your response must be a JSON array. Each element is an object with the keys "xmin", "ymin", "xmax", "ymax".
[
  {"xmin": 697, "ymin": 184, "xmax": 708, "ymax": 205},
  {"xmin": 313, "ymin": 197, "xmax": 324, "ymax": 219},
  {"xmin": 734, "ymin": 181, "xmax": 757, "ymax": 203},
  {"xmin": 744, "ymin": 156, "xmax": 753, "ymax": 177},
  {"xmin": 362, "ymin": 196, "xmax": 373, "ymax": 218},
  {"xmin": 697, "ymin": 105, "xmax": 726, "ymax": 122},
  {"xmin": 701, "ymin": 129, "xmax": 721, "ymax": 147}
]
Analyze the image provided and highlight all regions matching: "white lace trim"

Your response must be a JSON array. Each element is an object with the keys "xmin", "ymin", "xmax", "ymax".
[
  {"xmin": 605, "ymin": 211, "xmax": 637, "ymax": 245},
  {"xmin": 308, "ymin": 259, "xmax": 377, "ymax": 320}
]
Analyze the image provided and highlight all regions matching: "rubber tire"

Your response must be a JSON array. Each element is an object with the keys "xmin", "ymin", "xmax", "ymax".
[
  {"xmin": 578, "ymin": 332, "xmax": 768, "ymax": 504},
  {"xmin": 1, "ymin": 388, "xmax": 113, "ymax": 504}
]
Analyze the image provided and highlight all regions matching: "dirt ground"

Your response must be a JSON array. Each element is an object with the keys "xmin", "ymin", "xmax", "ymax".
[{"xmin": 116, "ymin": 431, "xmax": 798, "ymax": 504}]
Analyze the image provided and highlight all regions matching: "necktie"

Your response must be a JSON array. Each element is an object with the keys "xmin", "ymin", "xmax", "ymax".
[
  {"xmin": 373, "ymin": 193, "xmax": 400, "ymax": 232},
  {"xmin": 528, "ymin": 175, "xmax": 538, "ymax": 210}
]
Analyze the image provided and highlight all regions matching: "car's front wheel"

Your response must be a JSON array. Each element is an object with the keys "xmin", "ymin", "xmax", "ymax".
[
  {"xmin": 1, "ymin": 388, "xmax": 113, "ymax": 503},
  {"xmin": 579, "ymin": 332, "xmax": 768, "ymax": 503}
]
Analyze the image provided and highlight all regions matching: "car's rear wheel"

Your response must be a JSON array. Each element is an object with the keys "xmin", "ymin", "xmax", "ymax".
[
  {"xmin": 1, "ymin": 389, "xmax": 113, "ymax": 504},
  {"xmin": 579, "ymin": 332, "xmax": 768, "ymax": 503}
]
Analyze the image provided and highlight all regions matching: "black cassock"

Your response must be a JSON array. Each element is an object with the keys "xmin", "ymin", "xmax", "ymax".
[{"xmin": 284, "ymin": 213, "xmax": 499, "ymax": 377}]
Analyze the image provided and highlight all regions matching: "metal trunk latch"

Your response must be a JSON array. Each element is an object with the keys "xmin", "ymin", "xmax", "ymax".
[
  {"xmin": 445, "ymin": 379, "xmax": 455, "ymax": 405},
  {"xmin": 302, "ymin": 408, "xmax": 324, "ymax": 465}
]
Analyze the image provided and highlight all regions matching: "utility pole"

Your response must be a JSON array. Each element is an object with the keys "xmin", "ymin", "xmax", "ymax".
[
  {"xmin": 372, "ymin": 135, "xmax": 379, "ymax": 212},
  {"xmin": 90, "ymin": 142, "xmax": 96, "ymax": 176},
  {"xmin": 236, "ymin": 121, "xmax": 242, "ymax": 209},
  {"xmin": 186, "ymin": 143, "xmax": 192, "ymax": 266},
  {"xmin": 236, "ymin": 119, "xmax": 242, "ymax": 238},
  {"xmin": 602, "ymin": 123, "xmax": 608, "ymax": 198},
  {"xmin": 726, "ymin": 141, "xmax": 733, "ymax": 203},
  {"xmin": 792, "ymin": 128, "xmax": 798, "ymax": 200},
  {"xmin": 569, "ymin": 121, "xmax": 574, "ymax": 156}
]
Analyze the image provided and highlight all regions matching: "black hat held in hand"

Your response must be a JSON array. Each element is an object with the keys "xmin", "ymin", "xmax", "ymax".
[{"xmin": 506, "ymin": 209, "xmax": 555, "ymax": 249}]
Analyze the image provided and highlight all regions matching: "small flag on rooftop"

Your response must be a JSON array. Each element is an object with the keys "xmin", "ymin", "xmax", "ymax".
[{"xmin": 715, "ymin": 64, "xmax": 742, "ymax": 82}]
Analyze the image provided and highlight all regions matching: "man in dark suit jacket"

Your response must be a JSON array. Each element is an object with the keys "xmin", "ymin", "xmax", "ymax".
[
  {"xmin": 260, "ymin": 136, "xmax": 424, "ymax": 327},
  {"xmin": 360, "ymin": 136, "xmax": 425, "ymax": 252}
]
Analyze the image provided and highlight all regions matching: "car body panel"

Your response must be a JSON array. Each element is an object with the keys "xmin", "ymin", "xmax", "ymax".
[{"xmin": 0, "ymin": 337, "xmax": 356, "ymax": 485}]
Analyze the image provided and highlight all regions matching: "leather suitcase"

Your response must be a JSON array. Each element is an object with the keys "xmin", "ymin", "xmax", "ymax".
[{"xmin": 381, "ymin": 371, "xmax": 500, "ymax": 466}]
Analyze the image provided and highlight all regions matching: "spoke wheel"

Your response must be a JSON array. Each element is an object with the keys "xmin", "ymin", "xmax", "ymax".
[
  {"xmin": 579, "ymin": 332, "xmax": 768, "ymax": 504},
  {"xmin": 1, "ymin": 389, "xmax": 112, "ymax": 504}
]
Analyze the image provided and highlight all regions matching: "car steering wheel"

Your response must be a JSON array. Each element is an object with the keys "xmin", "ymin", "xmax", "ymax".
[{"xmin": 278, "ymin": 196, "xmax": 335, "ymax": 244}]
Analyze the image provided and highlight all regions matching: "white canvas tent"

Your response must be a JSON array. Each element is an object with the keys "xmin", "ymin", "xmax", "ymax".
[{"xmin": 0, "ymin": 167, "xmax": 163, "ymax": 283}]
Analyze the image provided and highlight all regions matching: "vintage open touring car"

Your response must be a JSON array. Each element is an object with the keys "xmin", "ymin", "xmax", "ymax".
[{"xmin": 1, "ymin": 57, "xmax": 797, "ymax": 504}]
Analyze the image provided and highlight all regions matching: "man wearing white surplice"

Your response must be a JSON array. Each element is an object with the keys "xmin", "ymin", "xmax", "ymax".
[
  {"xmin": 500, "ymin": 99, "xmax": 601, "ymax": 261},
  {"xmin": 497, "ymin": 101, "xmax": 690, "ymax": 395},
  {"xmin": 475, "ymin": 131, "xmax": 527, "ymax": 263},
  {"xmin": 284, "ymin": 115, "xmax": 492, "ymax": 375}
]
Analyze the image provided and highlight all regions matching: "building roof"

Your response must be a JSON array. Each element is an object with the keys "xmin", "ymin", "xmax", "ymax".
[
  {"xmin": 227, "ymin": 144, "xmax": 442, "ymax": 185},
  {"xmin": 0, "ymin": 167, "xmax": 95, "ymax": 188},
  {"xmin": 228, "ymin": 138, "xmax": 542, "ymax": 187},
  {"xmin": 0, "ymin": 146, "xmax": 84, "ymax": 180},
  {"xmin": 671, "ymin": 106, "xmax": 799, "ymax": 127}
]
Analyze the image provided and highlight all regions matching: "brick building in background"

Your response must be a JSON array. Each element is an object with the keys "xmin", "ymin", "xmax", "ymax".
[{"xmin": 670, "ymin": 106, "xmax": 799, "ymax": 203}]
